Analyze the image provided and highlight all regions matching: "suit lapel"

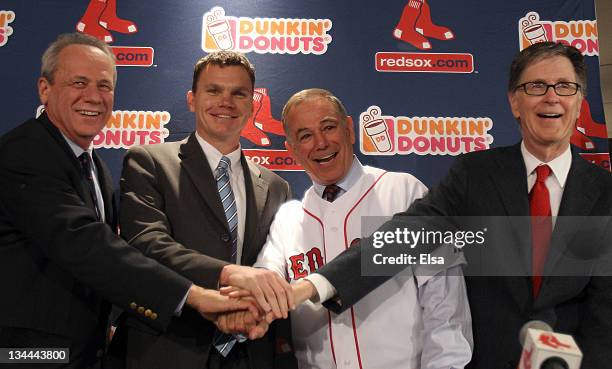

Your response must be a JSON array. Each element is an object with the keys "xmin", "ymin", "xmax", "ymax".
[
  {"xmin": 242, "ymin": 156, "xmax": 268, "ymax": 262},
  {"xmin": 38, "ymin": 112, "xmax": 82, "ymax": 173},
  {"xmin": 538, "ymin": 151, "xmax": 600, "ymax": 302},
  {"xmin": 179, "ymin": 133, "xmax": 228, "ymax": 231},
  {"xmin": 38, "ymin": 112, "xmax": 102, "ymax": 219},
  {"xmin": 557, "ymin": 150, "xmax": 600, "ymax": 217},
  {"xmin": 489, "ymin": 144, "xmax": 530, "ymax": 216},
  {"xmin": 488, "ymin": 144, "xmax": 533, "ymax": 308},
  {"xmin": 490, "ymin": 144, "xmax": 532, "ymax": 272}
]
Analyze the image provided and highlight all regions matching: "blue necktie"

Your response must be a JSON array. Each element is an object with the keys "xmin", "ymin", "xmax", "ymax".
[
  {"xmin": 213, "ymin": 156, "xmax": 240, "ymax": 356},
  {"xmin": 216, "ymin": 156, "xmax": 238, "ymax": 262}
]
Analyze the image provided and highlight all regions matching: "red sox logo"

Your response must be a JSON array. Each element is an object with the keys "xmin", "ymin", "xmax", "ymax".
[
  {"xmin": 243, "ymin": 88, "xmax": 285, "ymax": 147},
  {"xmin": 76, "ymin": 0, "xmax": 137, "ymax": 43},
  {"xmin": 393, "ymin": 0, "xmax": 454, "ymax": 50},
  {"xmin": 538, "ymin": 334, "xmax": 571, "ymax": 350}
]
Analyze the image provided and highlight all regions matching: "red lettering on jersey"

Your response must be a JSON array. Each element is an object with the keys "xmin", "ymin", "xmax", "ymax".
[
  {"xmin": 305, "ymin": 247, "xmax": 324, "ymax": 272},
  {"xmin": 289, "ymin": 253, "xmax": 308, "ymax": 280}
]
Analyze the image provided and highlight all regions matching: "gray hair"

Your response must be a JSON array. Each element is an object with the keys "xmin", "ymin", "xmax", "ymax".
[
  {"xmin": 41, "ymin": 33, "xmax": 116, "ymax": 84},
  {"xmin": 282, "ymin": 88, "xmax": 348, "ymax": 138}
]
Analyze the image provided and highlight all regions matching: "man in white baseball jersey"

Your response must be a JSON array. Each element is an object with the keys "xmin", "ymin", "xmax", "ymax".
[{"xmin": 254, "ymin": 89, "xmax": 473, "ymax": 369}]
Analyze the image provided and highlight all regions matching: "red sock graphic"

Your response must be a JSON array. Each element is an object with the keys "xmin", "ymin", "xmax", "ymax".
[
  {"xmin": 76, "ymin": 0, "xmax": 113, "ymax": 43},
  {"xmin": 415, "ymin": 0, "xmax": 454, "ymax": 40},
  {"xmin": 254, "ymin": 89, "xmax": 285, "ymax": 136},
  {"xmin": 241, "ymin": 88, "xmax": 285, "ymax": 147},
  {"xmin": 393, "ymin": 0, "xmax": 431, "ymax": 50},
  {"xmin": 99, "ymin": 0, "xmax": 137, "ymax": 34},
  {"xmin": 571, "ymin": 99, "xmax": 607, "ymax": 150}
]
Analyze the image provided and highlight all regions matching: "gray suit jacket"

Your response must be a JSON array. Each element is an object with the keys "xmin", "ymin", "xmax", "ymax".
[
  {"xmin": 316, "ymin": 143, "xmax": 612, "ymax": 369},
  {"xmin": 117, "ymin": 133, "xmax": 296, "ymax": 369}
]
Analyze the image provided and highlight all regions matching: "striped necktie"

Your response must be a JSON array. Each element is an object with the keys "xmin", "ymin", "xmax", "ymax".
[
  {"xmin": 216, "ymin": 156, "xmax": 238, "ymax": 262},
  {"xmin": 213, "ymin": 156, "xmax": 240, "ymax": 356}
]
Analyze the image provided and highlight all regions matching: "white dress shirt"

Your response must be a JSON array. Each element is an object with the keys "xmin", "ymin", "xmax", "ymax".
[{"xmin": 521, "ymin": 141, "xmax": 571, "ymax": 219}]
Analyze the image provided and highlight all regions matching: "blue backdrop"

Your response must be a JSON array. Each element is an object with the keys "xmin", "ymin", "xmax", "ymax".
[{"xmin": 0, "ymin": 0, "xmax": 608, "ymax": 197}]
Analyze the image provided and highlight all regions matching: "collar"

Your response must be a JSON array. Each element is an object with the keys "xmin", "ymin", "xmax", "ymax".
[
  {"xmin": 61, "ymin": 133, "xmax": 93, "ymax": 158},
  {"xmin": 195, "ymin": 132, "xmax": 241, "ymax": 173},
  {"xmin": 313, "ymin": 156, "xmax": 363, "ymax": 197},
  {"xmin": 521, "ymin": 141, "xmax": 571, "ymax": 188}
]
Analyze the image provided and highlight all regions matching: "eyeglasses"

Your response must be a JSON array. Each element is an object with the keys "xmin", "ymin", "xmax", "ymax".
[{"xmin": 514, "ymin": 81, "xmax": 581, "ymax": 96}]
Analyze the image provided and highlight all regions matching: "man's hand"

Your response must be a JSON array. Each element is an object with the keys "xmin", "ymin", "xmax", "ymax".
[
  {"xmin": 219, "ymin": 265, "xmax": 294, "ymax": 319},
  {"xmin": 292, "ymin": 280, "xmax": 318, "ymax": 306},
  {"xmin": 186, "ymin": 285, "xmax": 259, "ymax": 321},
  {"xmin": 221, "ymin": 279, "xmax": 318, "ymax": 324},
  {"xmin": 216, "ymin": 310, "xmax": 270, "ymax": 340}
]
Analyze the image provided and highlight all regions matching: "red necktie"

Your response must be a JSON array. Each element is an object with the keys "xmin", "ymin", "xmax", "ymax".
[{"xmin": 529, "ymin": 164, "xmax": 552, "ymax": 298}]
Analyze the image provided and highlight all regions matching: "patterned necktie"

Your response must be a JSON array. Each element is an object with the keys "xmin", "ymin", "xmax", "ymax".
[
  {"xmin": 78, "ymin": 152, "xmax": 101, "ymax": 221},
  {"xmin": 322, "ymin": 184, "xmax": 341, "ymax": 202},
  {"xmin": 213, "ymin": 156, "xmax": 240, "ymax": 356},
  {"xmin": 215, "ymin": 156, "xmax": 238, "ymax": 262},
  {"xmin": 529, "ymin": 164, "xmax": 552, "ymax": 298}
]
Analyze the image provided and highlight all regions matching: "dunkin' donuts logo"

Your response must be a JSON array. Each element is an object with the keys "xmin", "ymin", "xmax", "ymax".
[
  {"xmin": 202, "ymin": 6, "xmax": 332, "ymax": 55},
  {"xmin": 518, "ymin": 12, "xmax": 598, "ymax": 56},
  {"xmin": 35, "ymin": 106, "xmax": 171, "ymax": 149},
  {"xmin": 360, "ymin": 106, "xmax": 493, "ymax": 156},
  {"xmin": 93, "ymin": 110, "xmax": 171, "ymax": 149},
  {"xmin": 0, "ymin": 10, "xmax": 15, "ymax": 47}
]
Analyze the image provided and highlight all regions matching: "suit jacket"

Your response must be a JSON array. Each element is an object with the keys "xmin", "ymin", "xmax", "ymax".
[
  {"xmin": 316, "ymin": 143, "xmax": 612, "ymax": 369},
  {"xmin": 0, "ymin": 113, "xmax": 191, "ymax": 356},
  {"xmin": 118, "ymin": 133, "xmax": 296, "ymax": 369}
]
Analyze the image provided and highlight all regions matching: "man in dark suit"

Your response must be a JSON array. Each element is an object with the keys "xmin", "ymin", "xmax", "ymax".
[
  {"xmin": 291, "ymin": 42, "xmax": 612, "ymax": 369},
  {"xmin": 118, "ymin": 51, "xmax": 297, "ymax": 369},
  {"xmin": 0, "ymin": 33, "xmax": 256, "ymax": 369}
]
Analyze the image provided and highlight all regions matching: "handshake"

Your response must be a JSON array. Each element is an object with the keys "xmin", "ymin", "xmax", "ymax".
[{"xmin": 186, "ymin": 265, "xmax": 316, "ymax": 339}]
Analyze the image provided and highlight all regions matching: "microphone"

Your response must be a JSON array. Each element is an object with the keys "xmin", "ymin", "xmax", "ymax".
[{"xmin": 517, "ymin": 321, "xmax": 582, "ymax": 369}]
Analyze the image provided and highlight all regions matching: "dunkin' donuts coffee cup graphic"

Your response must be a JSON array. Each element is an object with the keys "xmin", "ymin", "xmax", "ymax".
[
  {"xmin": 521, "ymin": 12, "xmax": 548, "ymax": 45},
  {"xmin": 362, "ymin": 107, "xmax": 392, "ymax": 152},
  {"xmin": 206, "ymin": 7, "xmax": 233, "ymax": 50}
]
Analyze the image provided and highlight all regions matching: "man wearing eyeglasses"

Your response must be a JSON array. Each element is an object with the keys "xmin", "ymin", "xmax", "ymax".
[{"xmin": 290, "ymin": 41, "xmax": 612, "ymax": 369}]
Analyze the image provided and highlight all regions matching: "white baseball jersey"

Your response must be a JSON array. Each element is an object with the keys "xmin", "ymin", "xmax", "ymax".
[{"xmin": 255, "ymin": 165, "xmax": 429, "ymax": 369}]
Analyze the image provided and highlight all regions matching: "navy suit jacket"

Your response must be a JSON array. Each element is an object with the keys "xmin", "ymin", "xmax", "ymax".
[
  {"xmin": 316, "ymin": 143, "xmax": 612, "ymax": 369},
  {"xmin": 0, "ymin": 113, "xmax": 191, "ymax": 355}
]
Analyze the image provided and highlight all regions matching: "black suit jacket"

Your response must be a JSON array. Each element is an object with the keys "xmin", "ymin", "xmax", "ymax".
[
  {"xmin": 0, "ymin": 114, "xmax": 191, "ymax": 356},
  {"xmin": 117, "ymin": 133, "xmax": 296, "ymax": 369},
  {"xmin": 316, "ymin": 143, "xmax": 612, "ymax": 369}
]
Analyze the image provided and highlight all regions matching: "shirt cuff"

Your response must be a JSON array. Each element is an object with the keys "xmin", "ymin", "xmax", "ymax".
[
  {"xmin": 304, "ymin": 274, "xmax": 337, "ymax": 303},
  {"xmin": 174, "ymin": 283, "xmax": 192, "ymax": 316}
]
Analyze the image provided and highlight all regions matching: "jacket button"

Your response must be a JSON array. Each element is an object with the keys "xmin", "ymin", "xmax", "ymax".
[
  {"xmin": 221, "ymin": 234, "xmax": 230, "ymax": 242},
  {"xmin": 150, "ymin": 313, "xmax": 158, "ymax": 320},
  {"xmin": 144, "ymin": 309, "xmax": 152, "ymax": 317},
  {"xmin": 137, "ymin": 306, "xmax": 145, "ymax": 314},
  {"xmin": 129, "ymin": 302, "xmax": 137, "ymax": 310}
]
